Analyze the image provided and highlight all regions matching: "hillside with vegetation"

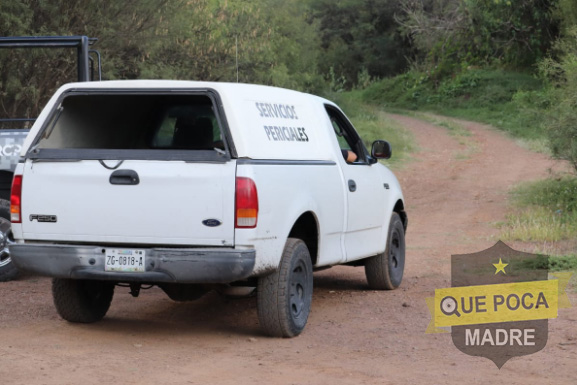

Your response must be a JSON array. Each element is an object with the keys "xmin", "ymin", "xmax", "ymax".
[{"xmin": 0, "ymin": 0, "xmax": 414, "ymax": 119}]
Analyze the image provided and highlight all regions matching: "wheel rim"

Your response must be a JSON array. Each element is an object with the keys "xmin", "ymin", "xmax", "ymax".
[
  {"xmin": 389, "ymin": 228, "xmax": 404, "ymax": 284},
  {"xmin": 0, "ymin": 218, "xmax": 13, "ymax": 268},
  {"xmin": 289, "ymin": 259, "xmax": 309, "ymax": 319}
]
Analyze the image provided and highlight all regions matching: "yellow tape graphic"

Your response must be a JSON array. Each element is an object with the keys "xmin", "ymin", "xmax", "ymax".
[
  {"xmin": 425, "ymin": 297, "xmax": 449, "ymax": 334},
  {"xmin": 551, "ymin": 272, "xmax": 573, "ymax": 309},
  {"xmin": 434, "ymin": 280, "xmax": 558, "ymax": 327},
  {"xmin": 426, "ymin": 274, "xmax": 572, "ymax": 333}
]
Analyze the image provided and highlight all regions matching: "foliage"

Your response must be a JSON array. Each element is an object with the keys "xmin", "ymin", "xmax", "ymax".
[
  {"xmin": 397, "ymin": 0, "xmax": 468, "ymax": 79},
  {"xmin": 500, "ymin": 177, "xmax": 577, "ymax": 247},
  {"xmin": 246, "ymin": 0, "xmax": 325, "ymax": 92},
  {"xmin": 308, "ymin": 0, "xmax": 413, "ymax": 88},
  {"xmin": 464, "ymin": 0, "xmax": 558, "ymax": 66},
  {"xmin": 0, "ymin": 0, "xmax": 323, "ymax": 120},
  {"xmin": 519, "ymin": 254, "xmax": 577, "ymax": 271},
  {"xmin": 512, "ymin": 177, "xmax": 577, "ymax": 213},
  {"xmin": 540, "ymin": 27, "xmax": 577, "ymax": 172},
  {"xmin": 0, "ymin": 0, "xmax": 573, "ymax": 127},
  {"xmin": 361, "ymin": 68, "xmax": 548, "ymax": 143},
  {"xmin": 399, "ymin": 0, "xmax": 559, "ymax": 75},
  {"xmin": 502, "ymin": 206, "xmax": 577, "ymax": 242},
  {"xmin": 554, "ymin": 0, "xmax": 577, "ymax": 35}
]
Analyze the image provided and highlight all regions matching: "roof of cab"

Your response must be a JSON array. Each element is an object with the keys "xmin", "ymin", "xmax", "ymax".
[{"xmin": 55, "ymin": 79, "xmax": 331, "ymax": 103}]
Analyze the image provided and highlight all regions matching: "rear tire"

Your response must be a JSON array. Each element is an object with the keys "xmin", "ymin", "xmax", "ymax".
[
  {"xmin": 257, "ymin": 238, "xmax": 313, "ymax": 338},
  {"xmin": 0, "ymin": 199, "xmax": 18, "ymax": 282},
  {"xmin": 365, "ymin": 212, "xmax": 405, "ymax": 290},
  {"xmin": 52, "ymin": 279, "xmax": 115, "ymax": 323}
]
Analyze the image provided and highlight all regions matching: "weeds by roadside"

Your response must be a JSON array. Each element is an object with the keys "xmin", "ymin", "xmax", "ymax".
[
  {"xmin": 498, "ymin": 177, "xmax": 577, "ymax": 292},
  {"xmin": 519, "ymin": 254, "xmax": 577, "ymax": 272},
  {"xmin": 500, "ymin": 177, "xmax": 577, "ymax": 266}
]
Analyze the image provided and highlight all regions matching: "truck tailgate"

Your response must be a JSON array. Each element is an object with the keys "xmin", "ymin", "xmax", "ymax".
[{"xmin": 20, "ymin": 159, "xmax": 236, "ymax": 246}]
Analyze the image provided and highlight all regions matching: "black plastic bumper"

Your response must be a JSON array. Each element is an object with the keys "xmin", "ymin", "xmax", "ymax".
[{"xmin": 10, "ymin": 243, "xmax": 256, "ymax": 284}]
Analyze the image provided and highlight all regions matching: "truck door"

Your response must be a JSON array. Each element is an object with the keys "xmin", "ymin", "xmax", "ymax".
[{"xmin": 324, "ymin": 105, "xmax": 387, "ymax": 261}]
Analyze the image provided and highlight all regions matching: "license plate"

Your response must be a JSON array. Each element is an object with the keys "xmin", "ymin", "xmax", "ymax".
[{"xmin": 104, "ymin": 249, "xmax": 146, "ymax": 273}]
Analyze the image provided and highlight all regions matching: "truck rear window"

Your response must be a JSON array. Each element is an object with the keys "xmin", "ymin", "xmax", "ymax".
[{"xmin": 36, "ymin": 93, "xmax": 224, "ymax": 152}]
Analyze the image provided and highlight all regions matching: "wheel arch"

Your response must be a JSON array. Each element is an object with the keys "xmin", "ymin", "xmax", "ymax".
[
  {"xmin": 393, "ymin": 199, "xmax": 408, "ymax": 233},
  {"xmin": 287, "ymin": 211, "xmax": 319, "ymax": 266}
]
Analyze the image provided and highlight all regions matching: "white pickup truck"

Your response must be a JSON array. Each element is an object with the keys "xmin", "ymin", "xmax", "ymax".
[{"xmin": 10, "ymin": 80, "xmax": 407, "ymax": 337}]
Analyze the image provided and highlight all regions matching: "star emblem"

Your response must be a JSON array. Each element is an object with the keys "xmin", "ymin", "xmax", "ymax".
[{"xmin": 493, "ymin": 258, "xmax": 508, "ymax": 275}]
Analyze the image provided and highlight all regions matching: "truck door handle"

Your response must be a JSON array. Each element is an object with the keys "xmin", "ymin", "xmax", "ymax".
[
  {"xmin": 109, "ymin": 169, "xmax": 140, "ymax": 185},
  {"xmin": 348, "ymin": 179, "xmax": 356, "ymax": 192}
]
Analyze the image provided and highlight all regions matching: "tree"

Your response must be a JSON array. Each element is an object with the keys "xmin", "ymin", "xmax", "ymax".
[
  {"xmin": 398, "ymin": 0, "xmax": 559, "ymax": 75},
  {"xmin": 308, "ymin": 0, "xmax": 413, "ymax": 87},
  {"xmin": 541, "ymin": 27, "xmax": 577, "ymax": 173},
  {"xmin": 0, "ymin": 1, "xmax": 193, "ymax": 119},
  {"xmin": 555, "ymin": 0, "xmax": 577, "ymax": 35},
  {"xmin": 0, "ymin": 0, "xmax": 322, "ymax": 120}
]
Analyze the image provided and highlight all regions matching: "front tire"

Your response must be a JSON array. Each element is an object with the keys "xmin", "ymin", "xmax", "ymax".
[
  {"xmin": 52, "ymin": 279, "xmax": 115, "ymax": 323},
  {"xmin": 365, "ymin": 212, "xmax": 405, "ymax": 290},
  {"xmin": 257, "ymin": 238, "xmax": 313, "ymax": 338},
  {"xmin": 0, "ymin": 199, "xmax": 18, "ymax": 282}
]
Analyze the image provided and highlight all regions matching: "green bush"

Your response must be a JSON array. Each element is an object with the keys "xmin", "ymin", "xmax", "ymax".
[
  {"xmin": 541, "ymin": 28, "xmax": 577, "ymax": 173},
  {"xmin": 520, "ymin": 254, "xmax": 577, "ymax": 271},
  {"xmin": 364, "ymin": 69, "xmax": 542, "ymax": 108},
  {"xmin": 362, "ymin": 71, "xmax": 431, "ymax": 109},
  {"xmin": 362, "ymin": 68, "xmax": 547, "ymax": 142},
  {"xmin": 512, "ymin": 177, "xmax": 577, "ymax": 213}
]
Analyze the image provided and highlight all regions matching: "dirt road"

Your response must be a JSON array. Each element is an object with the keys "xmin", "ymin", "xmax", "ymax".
[{"xmin": 1, "ymin": 115, "xmax": 575, "ymax": 385}]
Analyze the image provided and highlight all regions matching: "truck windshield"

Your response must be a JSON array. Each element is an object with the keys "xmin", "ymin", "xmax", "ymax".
[{"xmin": 36, "ymin": 93, "xmax": 223, "ymax": 151}]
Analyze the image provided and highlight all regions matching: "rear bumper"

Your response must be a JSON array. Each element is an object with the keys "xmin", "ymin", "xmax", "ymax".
[{"xmin": 10, "ymin": 243, "xmax": 256, "ymax": 284}]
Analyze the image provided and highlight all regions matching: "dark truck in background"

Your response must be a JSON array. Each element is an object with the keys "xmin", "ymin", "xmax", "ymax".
[{"xmin": 0, "ymin": 36, "xmax": 101, "ymax": 281}]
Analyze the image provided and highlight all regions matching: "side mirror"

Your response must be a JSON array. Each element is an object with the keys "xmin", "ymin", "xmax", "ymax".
[{"xmin": 371, "ymin": 140, "xmax": 392, "ymax": 160}]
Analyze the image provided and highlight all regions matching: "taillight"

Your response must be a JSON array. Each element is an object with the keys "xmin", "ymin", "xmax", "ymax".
[
  {"xmin": 10, "ymin": 175, "xmax": 22, "ymax": 223},
  {"xmin": 235, "ymin": 177, "xmax": 258, "ymax": 228}
]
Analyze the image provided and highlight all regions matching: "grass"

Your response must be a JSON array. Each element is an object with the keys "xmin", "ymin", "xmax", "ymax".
[
  {"xmin": 501, "ymin": 207, "xmax": 577, "ymax": 242},
  {"xmin": 405, "ymin": 111, "xmax": 471, "ymax": 138},
  {"xmin": 500, "ymin": 177, "xmax": 577, "ymax": 269},
  {"xmin": 327, "ymin": 90, "xmax": 415, "ymax": 167},
  {"xmin": 362, "ymin": 68, "xmax": 550, "ymax": 152},
  {"xmin": 511, "ymin": 177, "xmax": 577, "ymax": 213},
  {"xmin": 514, "ymin": 137, "xmax": 551, "ymax": 154},
  {"xmin": 499, "ymin": 176, "xmax": 577, "ymax": 293},
  {"xmin": 519, "ymin": 254, "xmax": 577, "ymax": 272}
]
